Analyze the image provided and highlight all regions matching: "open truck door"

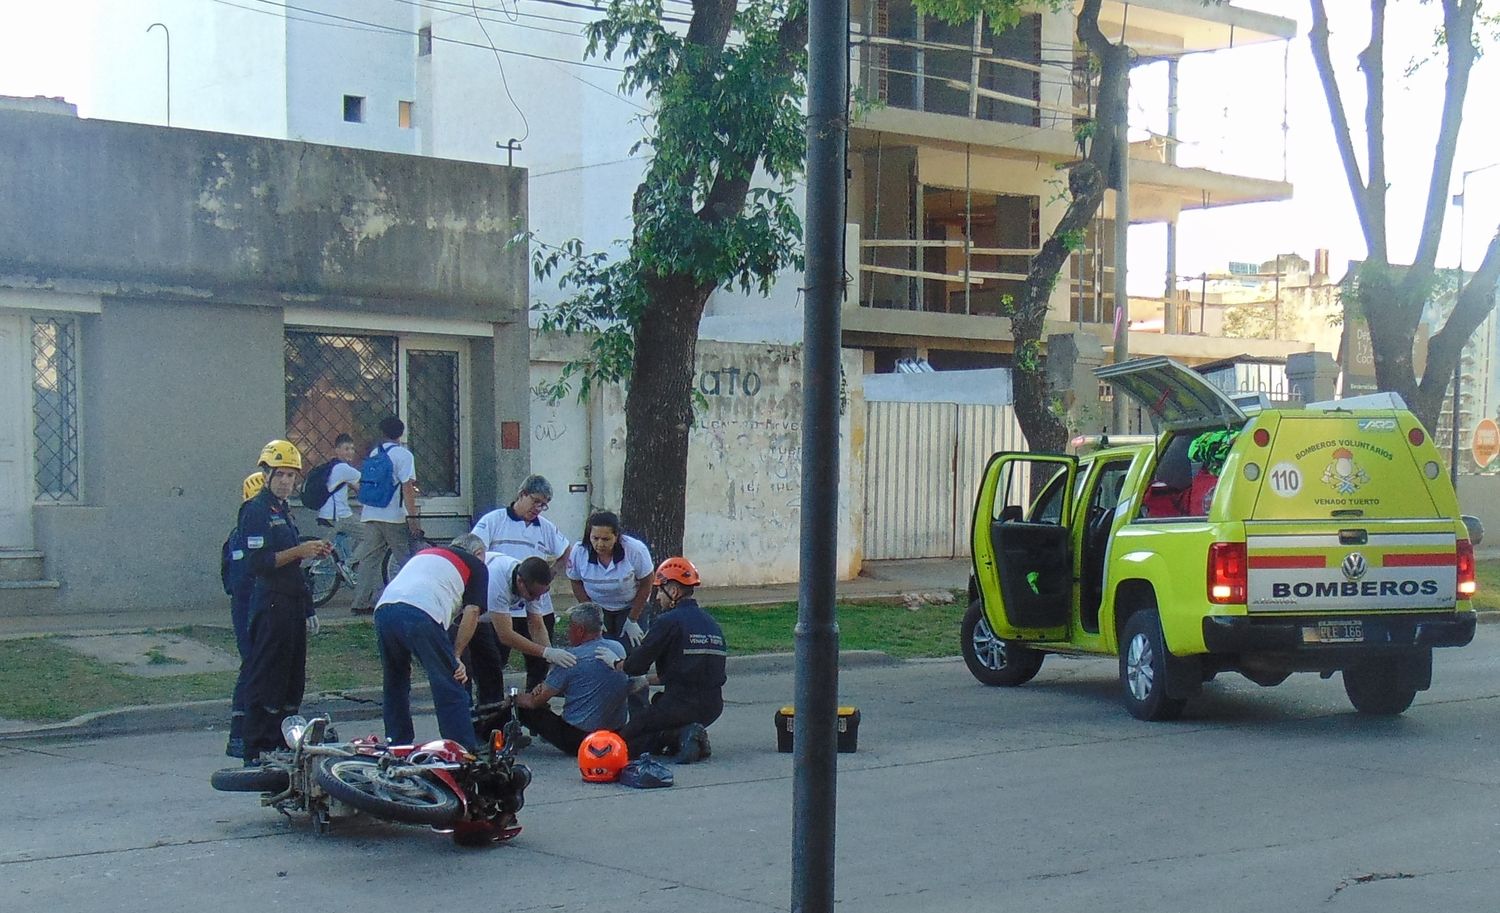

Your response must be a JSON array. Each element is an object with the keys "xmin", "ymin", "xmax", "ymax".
[{"xmin": 971, "ymin": 452, "xmax": 1077, "ymax": 641}]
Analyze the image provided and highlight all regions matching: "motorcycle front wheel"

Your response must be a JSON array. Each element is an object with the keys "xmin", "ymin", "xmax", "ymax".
[{"xmin": 316, "ymin": 757, "xmax": 462, "ymax": 827}]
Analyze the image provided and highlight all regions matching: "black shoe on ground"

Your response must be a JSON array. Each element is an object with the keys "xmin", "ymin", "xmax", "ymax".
[
  {"xmin": 674, "ymin": 724, "xmax": 709, "ymax": 764},
  {"xmin": 350, "ymin": 606, "xmax": 374, "ymax": 616}
]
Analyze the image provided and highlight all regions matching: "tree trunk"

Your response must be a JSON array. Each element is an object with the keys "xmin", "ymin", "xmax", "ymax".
[
  {"xmin": 1008, "ymin": 0, "xmax": 1123, "ymax": 455},
  {"xmin": 619, "ymin": 275, "xmax": 713, "ymax": 560}
]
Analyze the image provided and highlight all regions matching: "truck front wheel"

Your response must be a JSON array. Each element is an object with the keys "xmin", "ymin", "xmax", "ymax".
[
  {"xmin": 962, "ymin": 599, "xmax": 1043, "ymax": 686},
  {"xmin": 1343, "ymin": 658, "xmax": 1419, "ymax": 716},
  {"xmin": 1120, "ymin": 609, "xmax": 1187, "ymax": 721}
]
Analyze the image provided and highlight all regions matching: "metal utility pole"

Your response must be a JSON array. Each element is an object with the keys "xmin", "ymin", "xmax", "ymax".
[
  {"xmin": 1163, "ymin": 58, "xmax": 1178, "ymax": 335},
  {"xmin": 147, "ymin": 23, "xmax": 171, "ymax": 125},
  {"xmin": 792, "ymin": 0, "xmax": 846, "ymax": 909},
  {"xmin": 1111, "ymin": 92, "xmax": 1130, "ymax": 432}
]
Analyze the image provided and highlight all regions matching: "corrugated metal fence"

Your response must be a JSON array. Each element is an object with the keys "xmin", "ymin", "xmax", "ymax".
[{"xmin": 864, "ymin": 401, "xmax": 1028, "ymax": 559}]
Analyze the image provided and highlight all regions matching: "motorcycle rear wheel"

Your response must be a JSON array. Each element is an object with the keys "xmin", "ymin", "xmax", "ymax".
[
  {"xmin": 211, "ymin": 766, "xmax": 291, "ymax": 793},
  {"xmin": 316, "ymin": 757, "xmax": 462, "ymax": 827}
]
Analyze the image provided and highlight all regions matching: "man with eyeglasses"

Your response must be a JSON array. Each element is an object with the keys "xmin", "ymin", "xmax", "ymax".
[{"xmin": 471, "ymin": 475, "xmax": 572, "ymax": 688}]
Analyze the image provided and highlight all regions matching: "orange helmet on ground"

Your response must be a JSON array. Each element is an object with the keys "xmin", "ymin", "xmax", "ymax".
[
  {"xmin": 578, "ymin": 730, "xmax": 629, "ymax": 782},
  {"xmin": 655, "ymin": 557, "xmax": 701, "ymax": 588}
]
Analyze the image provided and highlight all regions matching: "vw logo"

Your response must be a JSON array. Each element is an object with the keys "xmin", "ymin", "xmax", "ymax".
[{"xmin": 1341, "ymin": 552, "xmax": 1368, "ymax": 582}]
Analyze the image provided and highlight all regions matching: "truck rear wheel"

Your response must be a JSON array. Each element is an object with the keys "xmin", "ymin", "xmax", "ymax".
[
  {"xmin": 962, "ymin": 599, "xmax": 1043, "ymax": 686},
  {"xmin": 1343, "ymin": 658, "xmax": 1418, "ymax": 716},
  {"xmin": 1120, "ymin": 609, "xmax": 1186, "ymax": 721}
]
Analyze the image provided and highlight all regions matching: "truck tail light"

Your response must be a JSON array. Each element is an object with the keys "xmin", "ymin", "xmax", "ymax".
[
  {"xmin": 1457, "ymin": 539, "xmax": 1476, "ymax": 598},
  {"xmin": 1207, "ymin": 542, "xmax": 1247, "ymax": 604}
]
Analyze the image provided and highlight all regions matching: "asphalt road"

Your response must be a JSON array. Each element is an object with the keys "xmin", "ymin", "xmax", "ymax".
[{"xmin": 4, "ymin": 628, "xmax": 1498, "ymax": 913}]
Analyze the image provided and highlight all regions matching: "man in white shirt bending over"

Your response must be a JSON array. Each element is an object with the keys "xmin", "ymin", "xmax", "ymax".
[
  {"xmin": 471, "ymin": 475, "xmax": 571, "ymax": 688},
  {"xmin": 482, "ymin": 552, "xmax": 578, "ymax": 692}
]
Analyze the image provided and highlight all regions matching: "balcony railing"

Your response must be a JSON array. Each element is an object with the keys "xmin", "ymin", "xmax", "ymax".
[{"xmin": 857, "ymin": 237, "xmax": 1040, "ymax": 316}]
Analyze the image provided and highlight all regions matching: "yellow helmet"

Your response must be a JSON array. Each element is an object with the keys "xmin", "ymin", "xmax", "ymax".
[
  {"xmin": 257, "ymin": 439, "xmax": 303, "ymax": 471},
  {"xmin": 242, "ymin": 471, "xmax": 266, "ymax": 502}
]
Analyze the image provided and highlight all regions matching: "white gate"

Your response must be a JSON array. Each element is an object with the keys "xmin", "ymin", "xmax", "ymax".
[
  {"xmin": 863, "ymin": 401, "xmax": 1026, "ymax": 560},
  {"xmin": 527, "ymin": 363, "xmax": 592, "ymax": 547}
]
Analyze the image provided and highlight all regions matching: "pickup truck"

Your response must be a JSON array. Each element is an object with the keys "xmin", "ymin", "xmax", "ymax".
[{"xmin": 962, "ymin": 357, "xmax": 1477, "ymax": 720}]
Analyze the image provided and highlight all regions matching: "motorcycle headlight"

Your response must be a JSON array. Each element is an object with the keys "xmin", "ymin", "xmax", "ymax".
[{"xmin": 280, "ymin": 715, "xmax": 309, "ymax": 748}]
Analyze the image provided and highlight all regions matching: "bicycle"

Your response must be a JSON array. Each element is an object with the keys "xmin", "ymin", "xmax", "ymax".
[
  {"xmin": 302, "ymin": 518, "xmax": 461, "ymax": 606},
  {"xmin": 381, "ymin": 530, "xmax": 441, "ymax": 584},
  {"xmin": 300, "ymin": 529, "xmax": 358, "ymax": 609}
]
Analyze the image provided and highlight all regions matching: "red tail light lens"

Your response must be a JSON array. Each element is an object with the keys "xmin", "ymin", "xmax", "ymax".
[
  {"xmin": 1207, "ymin": 542, "xmax": 1247, "ymax": 604},
  {"xmin": 1409, "ymin": 427, "xmax": 1425, "ymax": 446},
  {"xmin": 1457, "ymin": 539, "xmax": 1476, "ymax": 599}
]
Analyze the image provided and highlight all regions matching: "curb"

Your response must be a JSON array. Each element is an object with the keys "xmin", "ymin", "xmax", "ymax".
[
  {"xmin": 0, "ymin": 650, "xmax": 906, "ymax": 743},
  {"xmin": 9, "ymin": 613, "xmax": 1496, "ymax": 742}
]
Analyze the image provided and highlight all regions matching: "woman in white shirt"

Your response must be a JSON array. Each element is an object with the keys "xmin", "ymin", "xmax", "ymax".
[{"xmin": 566, "ymin": 510, "xmax": 654, "ymax": 646}]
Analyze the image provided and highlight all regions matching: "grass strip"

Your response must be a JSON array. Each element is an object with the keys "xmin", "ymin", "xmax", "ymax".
[{"xmin": 0, "ymin": 600, "xmax": 964, "ymax": 724}]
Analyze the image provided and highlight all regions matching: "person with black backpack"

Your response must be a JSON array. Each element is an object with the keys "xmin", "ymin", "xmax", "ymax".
[
  {"xmin": 348, "ymin": 416, "xmax": 419, "ymax": 615},
  {"xmin": 303, "ymin": 433, "xmax": 362, "ymax": 537}
]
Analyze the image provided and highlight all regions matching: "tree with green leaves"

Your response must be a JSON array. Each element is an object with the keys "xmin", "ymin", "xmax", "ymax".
[
  {"xmin": 1310, "ymin": 0, "xmax": 1500, "ymax": 432},
  {"xmin": 531, "ymin": 0, "xmax": 808, "ymax": 559},
  {"xmin": 534, "ymin": 0, "xmax": 1122, "ymax": 555}
]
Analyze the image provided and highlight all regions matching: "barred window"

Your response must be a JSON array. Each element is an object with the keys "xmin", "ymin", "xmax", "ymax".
[
  {"xmin": 32, "ymin": 317, "xmax": 80, "ymax": 501},
  {"xmin": 406, "ymin": 349, "xmax": 461, "ymax": 498},
  {"xmin": 285, "ymin": 332, "xmax": 398, "ymax": 462}
]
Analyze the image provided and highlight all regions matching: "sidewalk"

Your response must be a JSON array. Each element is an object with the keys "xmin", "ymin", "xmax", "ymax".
[{"xmin": 0, "ymin": 557, "xmax": 971, "ymax": 640}]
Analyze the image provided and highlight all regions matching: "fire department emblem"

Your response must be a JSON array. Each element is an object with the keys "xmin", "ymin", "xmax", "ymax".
[
  {"xmin": 1341, "ymin": 552, "xmax": 1368, "ymax": 582},
  {"xmin": 1322, "ymin": 448, "xmax": 1370, "ymax": 494}
]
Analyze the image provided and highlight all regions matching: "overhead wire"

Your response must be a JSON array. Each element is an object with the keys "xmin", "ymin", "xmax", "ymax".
[
  {"xmin": 221, "ymin": 0, "xmax": 631, "ymax": 73},
  {"xmin": 469, "ymin": 0, "xmax": 530, "ymax": 144},
  {"xmin": 421, "ymin": 0, "xmax": 694, "ymax": 28}
]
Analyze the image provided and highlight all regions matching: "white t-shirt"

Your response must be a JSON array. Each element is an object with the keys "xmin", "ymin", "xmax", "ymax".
[
  {"xmin": 565, "ymin": 534, "xmax": 654, "ymax": 612},
  {"xmin": 377, "ymin": 548, "xmax": 486, "ymax": 628},
  {"xmin": 360, "ymin": 442, "xmax": 416, "ymax": 523},
  {"xmin": 472, "ymin": 506, "xmax": 569, "ymax": 561},
  {"xmin": 317, "ymin": 462, "xmax": 363, "ymax": 522},
  {"xmin": 484, "ymin": 552, "xmax": 545, "ymax": 620},
  {"xmin": 472, "ymin": 506, "xmax": 569, "ymax": 617}
]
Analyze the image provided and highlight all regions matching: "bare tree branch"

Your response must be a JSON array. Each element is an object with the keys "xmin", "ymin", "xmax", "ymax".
[
  {"xmin": 1409, "ymin": 0, "xmax": 1478, "ymax": 274},
  {"xmin": 1358, "ymin": 0, "xmax": 1387, "ymax": 261},
  {"xmin": 1417, "ymin": 229, "xmax": 1500, "ymax": 411},
  {"xmin": 1309, "ymin": 0, "xmax": 1380, "ymax": 258}
]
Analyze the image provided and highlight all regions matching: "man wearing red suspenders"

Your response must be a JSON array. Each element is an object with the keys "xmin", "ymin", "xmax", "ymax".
[{"xmin": 373, "ymin": 533, "xmax": 490, "ymax": 750}]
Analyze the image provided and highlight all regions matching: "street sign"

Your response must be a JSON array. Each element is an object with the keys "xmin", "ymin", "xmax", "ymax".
[{"xmin": 1472, "ymin": 418, "xmax": 1500, "ymax": 469}]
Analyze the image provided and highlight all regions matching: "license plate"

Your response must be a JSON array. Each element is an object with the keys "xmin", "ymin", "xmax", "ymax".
[{"xmin": 1304, "ymin": 620, "xmax": 1364, "ymax": 643}]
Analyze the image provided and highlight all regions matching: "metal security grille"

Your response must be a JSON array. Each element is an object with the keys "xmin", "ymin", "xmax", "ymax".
[
  {"xmin": 32, "ymin": 317, "xmax": 79, "ymax": 501},
  {"xmin": 406, "ymin": 350, "xmax": 460, "ymax": 498},
  {"xmin": 285, "ymin": 332, "xmax": 398, "ymax": 462}
]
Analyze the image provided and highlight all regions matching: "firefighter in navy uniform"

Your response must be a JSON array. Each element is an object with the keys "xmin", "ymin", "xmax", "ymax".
[
  {"xmin": 612, "ymin": 557, "xmax": 726, "ymax": 764},
  {"xmin": 233, "ymin": 440, "xmax": 332, "ymax": 764},
  {"xmin": 225, "ymin": 470, "xmax": 266, "ymax": 758}
]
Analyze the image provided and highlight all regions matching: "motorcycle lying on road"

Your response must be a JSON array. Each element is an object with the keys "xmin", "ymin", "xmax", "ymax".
[{"xmin": 211, "ymin": 699, "xmax": 531, "ymax": 844}]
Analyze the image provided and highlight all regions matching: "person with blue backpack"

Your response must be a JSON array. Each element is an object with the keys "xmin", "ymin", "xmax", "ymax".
[{"xmin": 348, "ymin": 416, "xmax": 419, "ymax": 615}]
